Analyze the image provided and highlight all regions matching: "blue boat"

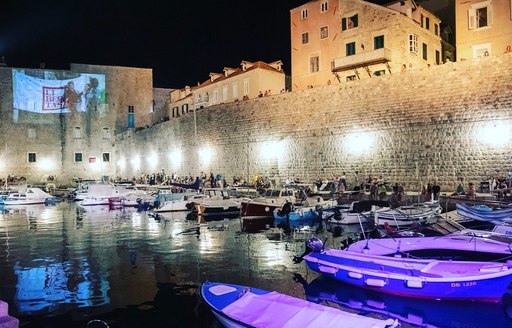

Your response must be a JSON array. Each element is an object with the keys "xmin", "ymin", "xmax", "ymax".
[
  {"xmin": 456, "ymin": 202, "xmax": 512, "ymax": 224},
  {"xmin": 273, "ymin": 205, "xmax": 319, "ymax": 228},
  {"xmin": 302, "ymin": 238, "xmax": 512, "ymax": 302},
  {"xmin": 303, "ymin": 275, "xmax": 512, "ymax": 328},
  {"xmin": 200, "ymin": 281, "xmax": 399, "ymax": 328}
]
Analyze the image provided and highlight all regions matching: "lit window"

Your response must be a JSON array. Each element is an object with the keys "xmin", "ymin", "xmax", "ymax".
[
  {"xmin": 468, "ymin": 2, "xmax": 491, "ymax": 29},
  {"xmin": 182, "ymin": 104, "xmax": 189, "ymax": 114},
  {"xmin": 302, "ymin": 32, "xmax": 309, "ymax": 44},
  {"xmin": 320, "ymin": 26, "xmax": 328, "ymax": 39},
  {"xmin": 321, "ymin": 1, "xmax": 328, "ymax": 13},
  {"xmin": 409, "ymin": 34, "xmax": 418, "ymax": 54},
  {"xmin": 301, "ymin": 8, "xmax": 308, "ymax": 19},
  {"xmin": 342, "ymin": 14, "xmax": 358, "ymax": 31},
  {"xmin": 346, "ymin": 75, "xmax": 357, "ymax": 82},
  {"xmin": 310, "ymin": 56, "xmax": 319, "ymax": 73}
]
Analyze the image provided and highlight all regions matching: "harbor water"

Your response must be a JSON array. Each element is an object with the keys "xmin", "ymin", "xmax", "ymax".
[{"xmin": 0, "ymin": 202, "xmax": 511, "ymax": 327}]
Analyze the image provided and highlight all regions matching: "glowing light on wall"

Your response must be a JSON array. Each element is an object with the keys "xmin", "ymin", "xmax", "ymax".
[
  {"xmin": 259, "ymin": 140, "xmax": 285, "ymax": 161},
  {"xmin": 37, "ymin": 158, "xmax": 54, "ymax": 171},
  {"xmin": 198, "ymin": 146, "xmax": 213, "ymax": 165},
  {"xmin": 344, "ymin": 131, "xmax": 376, "ymax": 155},
  {"xmin": 130, "ymin": 156, "xmax": 141, "ymax": 171},
  {"xmin": 117, "ymin": 158, "xmax": 126, "ymax": 170},
  {"xmin": 146, "ymin": 152, "xmax": 158, "ymax": 170},
  {"xmin": 169, "ymin": 149, "xmax": 182, "ymax": 168},
  {"xmin": 475, "ymin": 121, "xmax": 511, "ymax": 147}
]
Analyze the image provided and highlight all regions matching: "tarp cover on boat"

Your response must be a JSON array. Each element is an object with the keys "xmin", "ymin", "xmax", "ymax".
[
  {"xmin": 456, "ymin": 203, "xmax": 512, "ymax": 223},
  {"xmin": 222, "ymin": 291, "xmax": 398, "ymax": 328}
]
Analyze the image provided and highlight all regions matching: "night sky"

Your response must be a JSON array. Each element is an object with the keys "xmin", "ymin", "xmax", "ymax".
[{"xmin": 0, "ymin": 0, "xmax": 452, "ymax": 89}]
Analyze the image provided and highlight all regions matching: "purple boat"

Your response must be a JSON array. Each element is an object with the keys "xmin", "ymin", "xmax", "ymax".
[
  {"xmin": 303, "ymin": 243, "xmax": 512, "ymax": 303},
  {"xmin": 200, "ymin": 281, "xmax": 400, "ymax": 328}
]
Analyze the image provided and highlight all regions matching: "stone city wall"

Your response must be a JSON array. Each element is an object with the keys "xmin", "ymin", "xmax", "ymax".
[{"xmin": 117, "ymin": 53, "xmax": 512, "ymax": 193}]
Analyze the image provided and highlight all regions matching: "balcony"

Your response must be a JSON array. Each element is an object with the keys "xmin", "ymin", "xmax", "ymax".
[{"xmin": 332, "ymin": 48, "xmax": 392, "ymax": 72}]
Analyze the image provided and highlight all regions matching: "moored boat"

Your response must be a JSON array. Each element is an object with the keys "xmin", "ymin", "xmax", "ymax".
[
  {"xmin": 301, "ymin": 238, "xmax": 512, "ymax": 302},
  {"xmin": 200, "ymin": 281, "xmax": 400, "ymax": 328},
  {"xmin": 1, "ymin": 187, "xmax": 55, "ymax": 205}
]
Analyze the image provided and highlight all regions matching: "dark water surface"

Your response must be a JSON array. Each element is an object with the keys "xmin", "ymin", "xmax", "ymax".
[{"xmin": 0, "ymin": 202, "xmax": 511, "ymax": 328}]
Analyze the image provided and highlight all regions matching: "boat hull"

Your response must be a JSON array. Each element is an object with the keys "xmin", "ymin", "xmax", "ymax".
[
  {"xmin": 241, "ymin": 200, "xmax": 282, "ymax": 218},
  {"xmin": 304, "ymin": 249, "xmax": 512, "ymax": 302},
  {"xmin": 200, "ymin": 281, "xmax": 399, "ymax": 328}
]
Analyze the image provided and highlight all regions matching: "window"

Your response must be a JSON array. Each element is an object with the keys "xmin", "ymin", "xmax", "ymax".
[
  {"xmin": 128, "ymin": 106, "xmax": 134, "ymax": 114},
  {"xmin": 409, "ymin": 34, "xmax": 418, "ymax": 54},
  {"xmin": 346, "ymin": 75, "xmax": 357, "ymax": 81},
  {"xmin": 222, "ymin": 85, "xmax": 228, "ymax": 102},
  {"xmin": 28, "ymin": 128, "xmax": 36, "ymax": 139},
  {"xmin": 310, "ymin": 56, "xmax": 319, "ymax": 73},
  {"xmin": 302, "ymin": 32, "xmax": 309, "ymax": 44},
  {"xmin": 420, "ymin": 14, "xmax": 424, "ymax": 28},
  {"xmin": 320, "ymin": 26, "xmax": 328, "ymax": 39},
  {"xmin": 434, "ymin": 23, "xmax": 439, "ymax": 36},
  {"xmin": 435, "ymin": 50, "xmax": 440, "ymax": 65},
  {"xmin": 232, "ymin": 83, "xmax": 238, "ymax": 99},
  {"xmin": 102, "ymin": 153, "xmax": 110, "ymax": 162},
  {"xmin": 128, "ymin": 105, "xmax": 134, "ymax": 128},
  {"xmin": 374, "ymin": 70, "xmax": 385, "ymax": 76},
  {"xmin": 213, "ymin": 90, "xmax": 219, "ymax": 104},
  {"xmin": 243, "ymin": 79, "xmax": 249, "ymax": 96},
  {"xmin": 102, "ymin": 128, "xmax": 111, "ymax": 139},
  {"xmin": 28, "ymin": 152, "xmax": 36, "ymax": 163},
  {"xmin": 346, "ymin": 42, "xmax": 356, "ymax": 56},
  {"xmin": 73, "ymin": 127, "xmax": 81, "ymax": 139},
  {"xmin": 374, "ymin": 35, "xmax": 384, "ymax": 49},
  {"xmin": 342, "ymin": 14, "xmax": 358, "ymax": 31},
  {"xmin": 74, "ymin": 153, "xmax": 83, "ymax": 162},
  {"xmin": 182, "ymin": 104, "xmax": 189, "ymax": 114},
  {"xmin": 468, "ymin": 1, "xmax": 492, "ymax": 29},
  {"xmin": 321, "ymin": 1, "xmax": 328, "ymax": 13},
  {"xmin": 422, "ymin": 43, "xmax": 428, "ymax": 60},
  {"xmin": 172, "ymin": 106, "xmax": 179, "ymax": 117},
  {"xmin": 301, "ymin": 8, "xmax": 308, "ymax": 19},
  {"xmin": 425, "ymin": 17, "xmax": 430, "ymax": 30}
]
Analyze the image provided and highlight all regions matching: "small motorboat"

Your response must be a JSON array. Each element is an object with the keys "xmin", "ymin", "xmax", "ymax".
[
  {"xmin": 301, "ymin": 237, "xmax": 512, "ymax": 302},
  {"xmin": 200, "ymin": 281, "xmax": 400, "ymax": 328},
  {"xmin": 456, "ymin": 203, "xmax": 512, "ymax": 224},
  {"xmin": 1, "ymin": 187, "xmax": 55, "ymax": 205}
]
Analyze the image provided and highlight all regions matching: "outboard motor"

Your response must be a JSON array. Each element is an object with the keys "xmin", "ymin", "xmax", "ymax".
[{"xmin": 293, "ymin": 237, "xmax": 325, "ymax": 263}]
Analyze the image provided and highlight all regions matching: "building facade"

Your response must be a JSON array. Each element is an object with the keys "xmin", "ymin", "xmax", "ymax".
[
  {"xmin": 169, "ymin": 60, "xmax": 286, "ymax": 118},
  {"xmin": 0, "ymin": 64, "xmax": 154, "ymax": 184},
  {"xmin": 455, "ymin": 0, "xmax": 512, "ymax": 61},
  {"xmin": 290, "ymin": 0, "xmax": 443, "ymax": 90}
]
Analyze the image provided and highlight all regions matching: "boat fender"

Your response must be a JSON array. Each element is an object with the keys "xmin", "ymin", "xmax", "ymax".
[
  {"xmin": 318, "ymin": 265, "xmax": 337, "ymax": 275},
  {"xmin": 406, "ymin": 280, "xmax": 423, "ymax": 288},
  {"xmin": 365, "ymin": 278, "xmax": 386, "ymax": 287}
]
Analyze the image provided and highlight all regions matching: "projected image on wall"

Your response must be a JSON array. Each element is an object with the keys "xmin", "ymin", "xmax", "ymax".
[{"xmin": 12, "ymin": 69, "xmax": 106, "ymax": 115}]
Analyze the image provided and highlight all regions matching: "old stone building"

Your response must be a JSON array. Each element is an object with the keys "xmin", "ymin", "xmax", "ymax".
[
  {"xmin": 169, "ymin": 60, "xmax": 286, "ymax": 118},
  {"xmin": 455, "ymin": 0, "xmax": 512, "ymax": 61},
  {"xmin": 0, "ymin": 64, "xmax": 154, "ymax": 185},
  {"xmin": 290, "ymin": 0, "xmax": 443, "ymax": 90}
]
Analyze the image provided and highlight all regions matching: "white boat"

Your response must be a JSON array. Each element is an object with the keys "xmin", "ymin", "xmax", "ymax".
[
  {"xmin": 153, "ymin": 190, "xmax": 204, "ymax": 212},
  {"xmin": 200, "ymin": 281, "xmax": 399, "ymax": 328},
  {"xmin": 240, "ymin": 187, "xmax": 297, "ymax": 218},
  {"xmin": 194, "ymin": 188, "xmax": 240, "ymax": 217},
  {"xmin": 79, "ymin": 182, "xmax": 149, "ymax": 206},
  {"xmin": 1, "ymin": 187, "xmax": 55, "ymax": 205}
]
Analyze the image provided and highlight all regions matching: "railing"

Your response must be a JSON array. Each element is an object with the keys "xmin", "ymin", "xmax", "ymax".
[{"xmin": 332, "ymin": 48, "xmax": 392, "ymax": 72}]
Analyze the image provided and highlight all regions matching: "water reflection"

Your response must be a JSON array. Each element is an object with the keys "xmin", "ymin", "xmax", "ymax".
[
  {"xmin": 300, "ymin": 275, "xmax": 512, "ymax": 328},
  {"xmin": 2, "ymin": 201, "xmax": 510, "ymax": 327}
]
